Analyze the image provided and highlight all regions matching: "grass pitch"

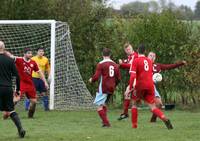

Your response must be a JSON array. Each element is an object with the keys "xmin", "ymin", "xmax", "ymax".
[{"xmin": 0, "ymin": 109, "xmax": 200, "ymax": 141}]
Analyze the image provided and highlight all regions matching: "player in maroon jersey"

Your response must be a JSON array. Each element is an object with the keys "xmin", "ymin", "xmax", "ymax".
[
  {"xmin": 118, "ymin": 43, "xmax": 138, "ymax": 120},
  {"xmin": 129, "ymin": 44, "xmax": 173, "ymax": 129},
  {"xmin": 89, "ymin": 48, "xmax": 121, "ymax": 127},
  {"xmin": 148, "ymin": 52, "xmax": 186, "ymax": 122},
  {"xmin": 6, "ymin": 48, "xmax": 48, "ymax": 118}
]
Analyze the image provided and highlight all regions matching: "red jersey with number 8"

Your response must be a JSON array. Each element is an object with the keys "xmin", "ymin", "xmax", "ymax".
[
  {"xmin": 129, "ymin": 55, "xmax": 154, "ymax": 90},
  {"xmin": 92, "ymin": 59, "xmax": 121, "ymax": 94}
]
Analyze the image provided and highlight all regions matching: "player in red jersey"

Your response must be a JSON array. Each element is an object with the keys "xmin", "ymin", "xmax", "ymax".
[
  {"xmin": 129, "ymin": 44, "xmax": 173, "ymax": 129},
  {"xmin": 148, "ymin": 52, "xmax": 186, "ymax": 122},
  {"xmin": 89, "ymin": 48, "xmax": 121, "ymax": 127},
  {"xmin": 118, "ymin": 43, "xmax": 138, "ymax": 120},
  {"xmin": 6, "ymin": 48, "xmax": 48, "ymax": 118}
]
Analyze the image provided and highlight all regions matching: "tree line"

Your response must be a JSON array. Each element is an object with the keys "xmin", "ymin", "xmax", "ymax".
[{"xmin": 116, "ymin": 0, "xmax": 200, "ymax": 20}]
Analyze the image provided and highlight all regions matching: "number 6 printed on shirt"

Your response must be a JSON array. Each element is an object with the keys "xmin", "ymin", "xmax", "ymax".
[{"xmin": 109, "ymin": 65, "xmax": 114, "ymax": 77}]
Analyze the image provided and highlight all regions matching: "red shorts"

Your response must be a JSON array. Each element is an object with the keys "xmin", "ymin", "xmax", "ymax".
[
  {"xmin": 20, "ymin": 83, "xmax": 37, "ymax": 99},
  {"xmin": 20, "ymin": 89, "xmax": 37, "ymax": 99},
  {"xmin": 133, "ymin": 88, "xmax": 155, "ymax": 104}
]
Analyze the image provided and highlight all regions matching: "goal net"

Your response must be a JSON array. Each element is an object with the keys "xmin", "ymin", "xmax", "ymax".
[{"xmin": 0, "ymin": 20, "xmax": 94, "ymax": 110}]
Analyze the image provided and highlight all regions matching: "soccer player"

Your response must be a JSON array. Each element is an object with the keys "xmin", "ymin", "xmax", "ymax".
[
  {"xmin": 129, "ymin": 44, "xmax": 173, "ymax": 129},
  {"xmin": 25, "ymin": 47, "xmax": 50, "ymax": 111},
  {"xmin": 6, "ymin": 48, "xmax": 49, "ymax": 118},
  {"xmin": 148, "ymin": 52, "xmax": 186, "ymax": 122},
  {"xmin": 118, "ymin": 43, "xmax": 138, "ymax": 120},
  {"xmin": 0, "ymin": 41, "xmax": 26, "ymax": 138},
  {"xmin": 89, "ymin": 48, "xmax": 121, "ymax": 127}
]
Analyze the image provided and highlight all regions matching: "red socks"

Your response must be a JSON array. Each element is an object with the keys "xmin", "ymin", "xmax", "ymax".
[
  {"xmin": 103, "ymin": 106, "xmax": 107, "ymax": 117},
  {"xmin": 131, "ymin": 107, "xmax": 138, "ymax": 128},
  {"xmin": 152, "ymin": 108, "xmax": 166, "ymax": 121},
  {"xmin": 98, "ymin": 109, "xmax": 110, "ymax": 126},
  {"xmin": 103, "ymin": 106, "xmax": 107, "ymax": 114},
  {"xmin": 123, "ymin": 99, "xmax": 130, "ymax": 115}
]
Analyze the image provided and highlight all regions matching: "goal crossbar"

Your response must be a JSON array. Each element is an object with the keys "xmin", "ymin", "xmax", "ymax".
[{"xmin": 0, "ymin": 20, "xmax": 56, "ymax": 24}]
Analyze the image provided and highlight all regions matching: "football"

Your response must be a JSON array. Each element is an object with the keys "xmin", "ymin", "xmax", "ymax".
[{"xmin": 153, "ymin": 73, "xmax": 162, "ymax": 83}]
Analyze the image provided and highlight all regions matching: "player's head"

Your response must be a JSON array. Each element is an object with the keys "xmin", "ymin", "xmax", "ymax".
[
  {"xmin": 138, "ymin": 44, "xmax": 145, "ymax": 55},
  {"xmin": 24, "ymin": 48, "xmax": 33, "ymax": 59},
  {"xmin": 0, "ymin": 41, "xmax": 5, "ymax": 52},
  {"xmin": 37, "ymin": 47, "xmax": 45, "ymax": 57},
  {"xmin": 148, "ymin": 52, "xmax": 156, "ymax": 62},
  {"xmin": 124, "ymin": 42, "xmax": 133, "ymax": 55},
  {"xmin": 102, "ymin": 48, "xmax": 111, "ymax": 58}
]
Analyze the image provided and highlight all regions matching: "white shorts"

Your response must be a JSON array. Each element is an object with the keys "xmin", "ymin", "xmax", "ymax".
[{"xmin": 93, "ymin": 92, "xmax": 108, "ymax": 106}]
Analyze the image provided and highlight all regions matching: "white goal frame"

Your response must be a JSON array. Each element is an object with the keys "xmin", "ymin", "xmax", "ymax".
[{"xmin": 0, "ymin": 20, "xmax": 56, "ymax": 110}]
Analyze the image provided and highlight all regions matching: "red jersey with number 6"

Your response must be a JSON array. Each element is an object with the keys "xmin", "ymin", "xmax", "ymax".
[
  {"xmin": 92, "ymin": 59, "xmax": 121, "ymax": 94},
  {"xmin": 15, "ymin": 57, "xmax": 39, "ymax": 91},
  {"xmin": 129, "ymin": 55, "xmax": 154, "ymax": 90}
]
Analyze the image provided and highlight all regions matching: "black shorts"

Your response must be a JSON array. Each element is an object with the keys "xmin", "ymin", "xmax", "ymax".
[{"xmin": 0, "ymin": 86, "xmax": 14, "ymax": 111}]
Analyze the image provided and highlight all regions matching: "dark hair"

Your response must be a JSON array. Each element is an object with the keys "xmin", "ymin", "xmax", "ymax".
[
  {"xmin": 102, "ymin": 48, "xmax": 111, "ymax": 57},
  {"xmin": 37, "ymin": 47, "xmax": 45, "ymax": 51},
  {"xmin": 24, "ymin": 48, "xmax": 32, "ymax": 53},
  {"xmin": 138, "ymin": 44, "xmax": 145, "ymax": 54}
]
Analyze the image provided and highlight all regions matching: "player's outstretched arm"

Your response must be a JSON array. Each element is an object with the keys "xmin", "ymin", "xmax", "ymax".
[
  {"xmin": 119, "ymin": 59, "xmax": 131, "ymax": 69},
  {"xmin": 4, "ymin": 51, "xmax": 16, "ymax": 59},
  {"xmin": 158, "ymin": 60, "xmax": 187, "ymax": 71}
]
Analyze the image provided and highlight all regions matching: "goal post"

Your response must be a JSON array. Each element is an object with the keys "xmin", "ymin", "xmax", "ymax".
[
  {"xmin": 50, "ymin": 20, "xmax": 56, "ymax": 110},
  {"xmin": 0, "ymin": 20, "xmax": 94, "ymax": 110}
]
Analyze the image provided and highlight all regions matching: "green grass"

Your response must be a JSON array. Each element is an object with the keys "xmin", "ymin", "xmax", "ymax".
[{"xmin": 1, "ymin": 109, "xmax": 200, "ymax": 141}]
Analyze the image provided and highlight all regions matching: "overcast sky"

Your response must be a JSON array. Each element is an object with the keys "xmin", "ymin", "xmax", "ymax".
[{"xmin": 108, "ymin": 0, "xmax": 198, "ymax": 10}]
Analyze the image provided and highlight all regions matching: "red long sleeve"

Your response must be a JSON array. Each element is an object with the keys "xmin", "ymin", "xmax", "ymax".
[
  {"xmin": 157, "ymin": 62, "xmax": 185, "ymax": 71},
  {"xmin": 120, "ymin": 63, "xmax": 131, "ymax": 69}
]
